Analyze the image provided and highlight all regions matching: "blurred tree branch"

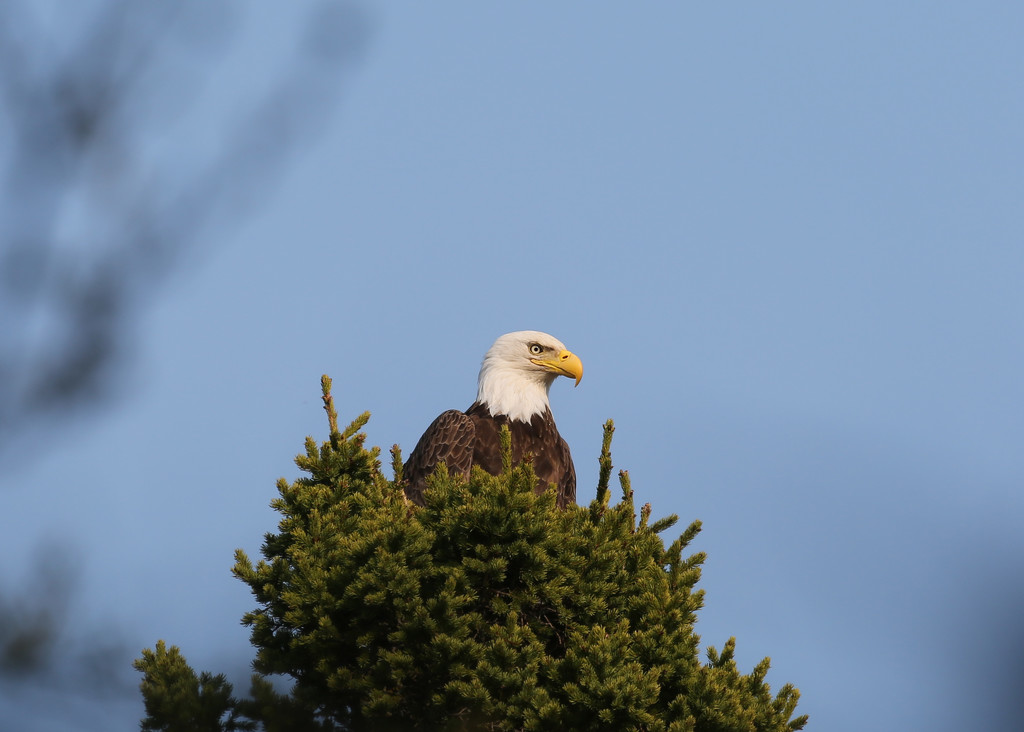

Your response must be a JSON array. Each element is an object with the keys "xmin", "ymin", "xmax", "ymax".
[
  {"xmin": 0, "ymin": 0, "xmax": 368, "ymax": 461},
  {"xmin": 0, "ymin": 543, "xmax": 126, "ymax": 690}
]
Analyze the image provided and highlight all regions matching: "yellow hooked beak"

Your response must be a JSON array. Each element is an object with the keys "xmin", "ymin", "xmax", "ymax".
[{"xmin": 531, "ymin": 349, "xmax": 584, "ymax": 386}]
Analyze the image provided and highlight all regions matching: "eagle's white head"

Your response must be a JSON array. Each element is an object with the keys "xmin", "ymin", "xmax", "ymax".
[{"xmin": 476, "ymin": 330, "xmax": 583, "ymax": 423}]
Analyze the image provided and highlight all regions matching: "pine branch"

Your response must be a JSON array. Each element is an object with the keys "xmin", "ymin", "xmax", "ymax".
[
  {"xmin": 390, "ymin": 444, "xmax": 403, "ymax": 482},
  {"xmin": 596, "ymin": 419, "xmax": 615, "ymax": 500},
  {"xmin": 320, "ymin": 374, "xmax": 338, "ymax": 437},
  {"xmin": 499, "ymin": 423, "xmax": 512, "ymax": 474},
  {"xmin": 639, "ymin": 502, "xmax": 652, "ymax": 529}
]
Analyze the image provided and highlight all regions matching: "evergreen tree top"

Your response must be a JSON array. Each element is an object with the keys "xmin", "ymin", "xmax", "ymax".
[{"xmin": 135, "ymin": 375, "xmax": 807, "ymax": 731}]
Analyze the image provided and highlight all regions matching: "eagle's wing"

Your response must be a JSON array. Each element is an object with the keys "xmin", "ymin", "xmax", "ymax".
[
  {"xmin": 556, "ymin": 434, "xmax": 576, "ymax": 509},
  {"xmin": 402, "ymin": 410, "xmax": 475, "ymax": 505}
]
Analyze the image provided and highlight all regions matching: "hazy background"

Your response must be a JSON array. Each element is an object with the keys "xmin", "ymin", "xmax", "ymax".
[{"xmin": 2, "ymin": 2, "xmax": 1022, "ymax": 730}]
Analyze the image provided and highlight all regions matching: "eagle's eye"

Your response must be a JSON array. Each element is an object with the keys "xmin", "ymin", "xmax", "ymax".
[{"xmin": 529, "ymin": 343, "xmax": 544, "ymax": 355}]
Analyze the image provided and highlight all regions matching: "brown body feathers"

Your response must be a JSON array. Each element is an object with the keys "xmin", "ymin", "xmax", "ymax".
[{"xmin": 402, "ymin": 402, "xmax": 576, "ymax": 508}]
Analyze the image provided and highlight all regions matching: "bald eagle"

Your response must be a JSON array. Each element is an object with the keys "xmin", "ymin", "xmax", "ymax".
[{"xmin": 403, "ymin": 331, "xmax": 583, "ymax": 509}]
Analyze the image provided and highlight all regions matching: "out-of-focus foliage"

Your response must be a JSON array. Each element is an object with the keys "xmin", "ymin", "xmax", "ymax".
[{"xmin": 0, "ymin": 1, "xmax": 368, "ymax": 459}]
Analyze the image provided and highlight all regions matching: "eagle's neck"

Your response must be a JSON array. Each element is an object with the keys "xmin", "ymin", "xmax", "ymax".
[{"xmin": 476, "ymin": 360, "xmax": 555, "ymax": 423}]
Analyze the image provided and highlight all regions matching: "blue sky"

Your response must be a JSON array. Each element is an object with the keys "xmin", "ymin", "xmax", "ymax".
[{"xmin": 3, "ymin": 3, "xmax": 1023, "ymax": 730}]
